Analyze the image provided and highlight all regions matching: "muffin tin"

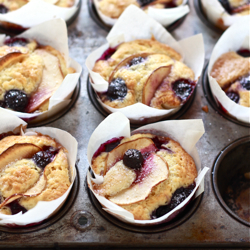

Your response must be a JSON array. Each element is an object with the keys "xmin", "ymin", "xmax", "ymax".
[{"xmin": 0, "ymin": 0, "xmax": 249, "ymax": 248}]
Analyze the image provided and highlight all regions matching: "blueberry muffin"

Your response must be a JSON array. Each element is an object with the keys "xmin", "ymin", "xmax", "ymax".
[
  {"xmin": 0, "ymin": 0, "xmax": 75, "ymax": 14},
  {"xmin": 96, "ymin": 0, "xmax": 183, "ymax": 19},
  {"xmin": 0, "ymin": 133, "xmax": 71, "ymax": 215},
  {"xmin": 92, "ymin": 38, "xmax": 196, "ymax": 109},
  {"xmin": 210, "ymin": 50, "xmax": 250, "ymax": 107},
  {"xmin": 0, "ymin": 37, "xmax": 75, "ymax": 113},
  {"xmin": 91, "ymin": 132, "xmax": 197, "ymax": 220}
]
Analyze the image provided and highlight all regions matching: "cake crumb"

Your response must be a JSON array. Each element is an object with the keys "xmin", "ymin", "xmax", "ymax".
[{"xmin": 202, "ymin": 105, "xmax": 209, "ymax": 113}]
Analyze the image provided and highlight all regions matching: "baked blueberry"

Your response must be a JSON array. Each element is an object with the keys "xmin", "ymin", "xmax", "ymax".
[
  {"xmin": 7, "ymin": 200, "xmax": 27, "ymax": 215},
  {"xmin": 226, "ymin": 91, "xmax": 240, "ymax": 103},
  {"xmin": 137, "ymin": 0, "xmax": 155, "ymax": 7},
  {"xmin": 4, "ymin": 89, "xmax": 29, "ymax": 112},
  {"xmin": 129, "ymin": 56, "xmax": 145, "ymax": 67},
  {"xmin": 4, "ymin": 37, "xmax": 28, "ymax": 47},
  {"xmin": 98, "ymin": 47, "xmax": 117, "ymax": 61},
  {"xmin": 0, "ymin": 4, "xmax": 8, "ymax": 13},
  {"xmin": 172, "ymin": 79, "xmax": 195, "ymax": 101},
  {"xmin": 239, "ymin": 74, "xmax": 250, "ymax": 90},
  {"xmin": 107, "ymin": 78, "xmax": 127, "ymax": 101},
  {"xmin": 32, "ymin": 148, "xmax": 58, "ymax": 169},
  {"xmin": 123, "ymin": 149, "xmax": 144, "ymax": 170}
]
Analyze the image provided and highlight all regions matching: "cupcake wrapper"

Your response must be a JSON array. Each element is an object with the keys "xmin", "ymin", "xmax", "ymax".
[
  {"xmin": 0, "ymin": 109, "xmax": 77, "ymax": 226},
  {"xmin": 86, "ymin": 5, "xmax": 204, "ymax": 123},
  {"xmin": 93, "ymin": 0, "xmax": 189, "ymax": 27},
  {"xmin": 208, "ymin": 16, "xmax": 250, "ymax": 123},
  {"xmin": 87, "ymin": 112, "xmax": 209, "ymax": 225}
]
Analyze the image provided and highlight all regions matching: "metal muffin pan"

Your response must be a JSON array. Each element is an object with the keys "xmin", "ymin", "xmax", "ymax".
[{"xmin": 0, "ymin": 0, "xmax": 249, "ymax": 248}]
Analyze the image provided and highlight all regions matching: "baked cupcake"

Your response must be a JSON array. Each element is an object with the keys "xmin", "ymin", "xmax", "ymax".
[
  {"xmin": 93, "ymin": 0, "xmax": 189, "ymax": 27},
  {"xmin": 86, "ymin": 5, "xmax": 204, "ymax": 123},
  {"xmin": 201, "ymin": 0, "xmax": 250, "ymax": 30},
  {"xmin": 0, "ymin": 0, "xmax": 79, "ymax": 30},
  {"xmin": 87, "ymin": 112, "xmax": 208, "ymax": 225},
  {"xmin": 208, "ymin": 15, "xmax": 250, "ymax": 123},
  {"xmin": 0, "ymin": 19, "xmax": 82, "ymax": 124},
  {"xmin": 0, "ymin": 109, "xmax": 77, "ymax": 226}
]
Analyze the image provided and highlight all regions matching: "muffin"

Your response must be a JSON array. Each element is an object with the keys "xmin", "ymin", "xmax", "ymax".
[
  {"xmin": 210, "ymin": 50, "xmax": 250, "ymax": 107},
  {"xmin": 0, "ymin": 36, "xmax": 76, "ymax": 114},
  {"xmin": 91, "ymin": 132, "xmax": 197, "ymax": 220},
  {"xmin": 92, "ymin": 38, "xmax": 196, "ymax": 110},
  {"xmin": 201, "ymin": 0, "xmax": 250, "ymax": 30},
  {"xmin": 0, "ymin": 132, "xmax": 71, "ymax": 216}
]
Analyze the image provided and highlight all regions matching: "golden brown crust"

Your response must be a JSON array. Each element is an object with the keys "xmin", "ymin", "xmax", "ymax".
[{"xmin": 91, "ymin": 133, "xmax": 197, "ymax": 220}]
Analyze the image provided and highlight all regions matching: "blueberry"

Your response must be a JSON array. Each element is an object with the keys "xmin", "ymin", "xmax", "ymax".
[
  {"xmin": 0, "ymin": 4, "xmax": 8, "ymax": 13},
  {"xmin": 123, "ymin": 149, "xmax": 144, "ymax": 170},
  {"xmin": 226, "ymin": 91, "xmax": 239, "ymax": 103},
  {"xmin": 129, "ymin": 57, "xmax": 145, "ymax": 67},
  {"xmin": 172, "ymin": 79, "xmax": 195, "ymax": 101},
  {"xmin": 137, "ymin": 0, "xmax": 155, "ymax": 7},
  {"xmin": 98, "ymin": 47, "xmax": 117, "ymax": 61},
  {"xmin": 4, "ymin": 37, "xmax": 28, "ymax": 47},
  {"xmin": 107, "ymin": 78, "xmax": 127, "ymax": 101},
  {"xmin": 218, "ymin": 0, "xmax": 232, "ymax": 14},
  {"xmin": 32, "ymin": 151, "xmax": 52, "ymax": 169},
  {"xmin": 7, "ymin": 200, "xmax": 27, "ymax": 215},
  {"xmin": 4, "ymin": 89, "xmax": 29, "ymax": 112},
  {"xmin": 239, "ymin": 75, "xmax": 250, "ymax": 90},
  {"xmin": 0, "ymin": 100, "xmax": 4, "ymax": 108},
  {"xmin": 237, "ymin": 49, "xmax": 250, "ymax": 58}
]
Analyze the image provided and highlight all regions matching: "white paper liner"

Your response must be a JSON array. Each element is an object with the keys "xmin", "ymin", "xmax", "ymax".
[
  {"xmin": 93, "ymin": 0, "xmax": 189, "ymax": 27},
  {"xmin": 87, "ymin": 112, "xmax": 209, "ymax": 225},
  {"xmin": 0, "ymin": 109, "xmax": 77, "ymax": 226},
  {"xmin": 0, "ymin": 0, "xmax": 79, "ymax": 28},
  {"xmin": 0, "ymin": 18, "xmax": 82, "ymax": 124},
  {"xmin": 201, "ymin": 0, "xmax": 249, "ymax": 29},
  {"xmin": 208, "ymin": 16, "xmax": 250, "ymax": 123},
  {"xmin": 86, "ymin": 5, "xmax": 204, "ymax": 123}
]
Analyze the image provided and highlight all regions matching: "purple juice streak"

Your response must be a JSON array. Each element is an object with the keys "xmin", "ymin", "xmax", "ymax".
[
  {"xmin": 226, "ymin": 91, "xmax": 240, "ymax": 103},
  {"xmin": 237, "ymin": 49, "xmax": 250, "ymax": 58},
  {"xmin": 93, "ymin": 137, "xmax": 124, "ymax": 159},
  {"xmin": 7, "ymin": 200, "xmax": 27, "ymax": 215},
  {"xmin": 0, "ymin": 132, "xmax": 15, "ymax": 141},
  {"xmin": 97, "ymin": 47, "xmax": 117, "ymax": 61},
  {"xmin": 151, "ymin": 183, "xmax": 196, "ymax": 219},
  {"xmin": 4, "ymin": 37, "xmax": 28, "ymax": 47}
]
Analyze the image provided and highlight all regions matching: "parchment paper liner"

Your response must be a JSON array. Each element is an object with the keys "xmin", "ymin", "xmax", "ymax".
[
  {"xmin": 0, "ymin": 0, "xmax": 80, "ymax": 28},
  {"xmin": 93, "ymin": 0, "xmax": 189, "ymax": 27},
  {"xmin": 87, "ymin": 112, "xmax": 209, "ymax": 226},
  {"xmin": 0, "ymin": 18, "xmax": 82, "ymax": 124},
  {"xmin": 201, "ymin": 0, "xmax": 249, "ymax": 30},
  {"xmin": 0, "ymin": 109, "xmax": 77, "ymax": 227},
  {"xmin": 208, "ymin": 16, "xmax": 250, "ymax": 124},
  {"xmin": 86, "ymin": 5, "xmax": 204, "ymax": 124}
]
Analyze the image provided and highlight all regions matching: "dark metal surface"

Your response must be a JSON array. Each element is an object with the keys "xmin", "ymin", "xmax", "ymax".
[
  {"xmin": 0, "ymin": 0, "xmax": 249, "ymax": 248},
  {"xmin": 87, "ymin": 76, "xmax": 196, "ymax": 128},
  {"xmin": 87, "ymin": 0, "xmax": 189, "ymax": 32}
]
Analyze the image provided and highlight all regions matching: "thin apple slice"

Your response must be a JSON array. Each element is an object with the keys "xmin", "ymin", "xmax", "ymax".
[
  {"xmin": 105, "ymin": 137, "xmax": 157, "ymax": 174},
  {"xmin": 0, "ymin": 143, "xmax": 42, "ymax": 171},
  {"xmin": 142, "ymin": 65, "xmax": 172, "ymax": 106},
  {"xmin": 0, "ymin": 52, "xmax": 27, "ymax": 71},
  {"xmin": 108, "ymin": 53, "xmax": 153, "ymax": 82},
  {"xmin": 109, "ymin": 153, "xmax": 169, "ymax": 205},
  {"xmin": 26, "ymin": 48, "xmax": 64, "ymax": 113}
]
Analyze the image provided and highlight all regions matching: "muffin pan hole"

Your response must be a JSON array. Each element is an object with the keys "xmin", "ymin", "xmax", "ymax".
[
  {"xmin": 0, "ymin": 165, "xmax": 79, "ymax": 233},
  {"xmin": 202, "ymin": 63, "xmax": 250, "ymax": 128},
  {"xmin": 87, "ymin": 76, "xmax": 196, "ymax": 128},
  {"xmin": 71, "ymin": 211, "xmax": 94, "ymax": 231},
  {"xmin": 86, "ymin": 177, "xmax": 203, "ymax": 233},
  {"xmin": 87, "ymin": 0, "xmax": 189, "ymax": 32},
  {"xmin": 212, "ymin": 136, "xmax": 250, "ymax": 227}
]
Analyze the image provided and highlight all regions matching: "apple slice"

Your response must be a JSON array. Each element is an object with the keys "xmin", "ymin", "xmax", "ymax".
[
  {"xmin": 0, "ymin": 143, "xmax": 42, "ymax": 171},
  {"xmin": 142, "ymin": 65, "xmax": 172, "ymax": 106},
  {"xmin": 109, "ymin": 153, "xmax": 169, "ymax": 205},
  {"xmin": 108, "ymin": 53, "xmax": 153, "ymax": 82},
  {"xmin": 0, "ymin": 52, "xmax": 27, "ymax": 71},
  {"xmin": 105, "ymin": 137, "xmax": 157, "ymax": 174},
  {"xmin": 26, "ymin": 48, "xmax": 64, "ymax": 113}
]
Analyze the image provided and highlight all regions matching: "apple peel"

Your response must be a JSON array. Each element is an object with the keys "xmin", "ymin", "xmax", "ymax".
[{"xmin": 109, "ymin": 153, "xmax": 169, "ymax": 205}]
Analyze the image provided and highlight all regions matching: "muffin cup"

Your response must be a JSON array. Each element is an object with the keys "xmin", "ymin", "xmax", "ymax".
[
  {"xmin": 201, "ymin": 0, "xmax": 248, "ymax": 30},
  {"xmin": 87, "ymin": 112, "xmax": 209, "ymax": 226},
  {"xmin": 0, "ymin": 18, "xmax": 82, "ymax": 124},
  {"xmin": 86, "ymin": 5, "xmax": 204, "ymax": 124},
  {"xmin": 208, "ymin": 16, "xmax": 250, "ymax": 124},
  {"xmin": 0, "ymin": 0, "xmax": 80, "ymax": 29},
  {"xmin": 93, "ymin": 0, "xmax": 189, "ymax": 27},
  {"xmin": 0, "ymin": 109, "xmax": 77, "ymax": 227}
]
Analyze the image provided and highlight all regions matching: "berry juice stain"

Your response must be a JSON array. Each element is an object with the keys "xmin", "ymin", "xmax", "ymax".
[{"xmin": 7, "ymin": 200, "xmax": 27, "ymax": 215}]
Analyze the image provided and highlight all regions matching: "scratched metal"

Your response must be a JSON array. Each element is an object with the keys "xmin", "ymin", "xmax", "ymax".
[{"xmin": 0, "ymin": 0, "xmax": 249, "ymax": 248}]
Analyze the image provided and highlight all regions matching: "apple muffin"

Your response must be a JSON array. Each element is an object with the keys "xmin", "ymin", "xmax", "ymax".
[
  {"xmin": 0, "ymin": 132, "xmax": 71, "ymax": 215},
  {"xmin": 92, "ymin": 38, "xmax": 196, "ymax": 109},
  {"xmin": 91, "ymin": 132, "xmax": 197, "ymax": 220},
  {"xmin": 0, "ymin": 37, "xmax": 75, "ymax": 113},
  {"xmin": 210, "ymin": 50, "xmax": 250, "ymax": 107},
  {"xmin": 0, "ymin": 0, "xmax": 75, "ymax": 14},
  {"xmin": 216, "ymin": 0, "xmax": 250, "ymax": 16},
  {"xmin": 96, "ymin": 0, "xmax": 183, "ymax": 19}
]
